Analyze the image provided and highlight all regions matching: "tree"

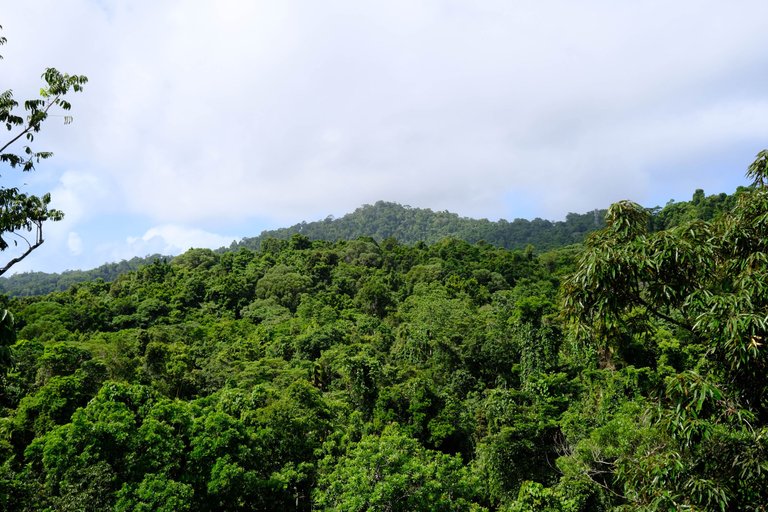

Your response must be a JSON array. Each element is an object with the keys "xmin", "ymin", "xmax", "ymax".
[
  {"xmin": 315, "ymin": 425, "xmax": 487, "ymax": 511},
  {"xmin": 0, "ymin": 25, "xmax": 87, "ymax": 275},
  {"xmin": 558, "ymin": 150, "xmax": 768, "ymax": 510}
]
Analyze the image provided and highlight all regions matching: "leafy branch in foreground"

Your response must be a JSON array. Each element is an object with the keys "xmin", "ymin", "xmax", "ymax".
[
  {"xmin": 0, "ymin": 24, "xmax": 87, "ymax": 275},
  {"xmin": 558, "ymin": 149, "xmax": 768, "ymax": 510}
]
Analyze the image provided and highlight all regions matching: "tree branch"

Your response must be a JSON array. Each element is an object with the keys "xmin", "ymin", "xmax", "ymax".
[
  {"xmin": 0, "ymin": 220, "xmax": 44, "ymax": 276},
  {"xmin": 0, "ymin": 94, "xmax": 61, "ymax": 154},
  {"xmin": 635, "ymin": 294, "xmax": 694, "ymax": 333}
]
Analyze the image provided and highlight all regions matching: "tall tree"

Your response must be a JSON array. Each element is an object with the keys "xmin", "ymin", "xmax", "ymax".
[{"xmin": 559, "ymin": 150, "xmax": 768, "ymax": 510}]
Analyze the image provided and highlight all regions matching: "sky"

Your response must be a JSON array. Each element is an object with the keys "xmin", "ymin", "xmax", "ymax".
[{"xmin": 2, "ymin": 0, "xmax": 768, "ymax": 274}]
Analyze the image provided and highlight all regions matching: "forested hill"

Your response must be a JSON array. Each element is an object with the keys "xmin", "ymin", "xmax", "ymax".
[
  {"xmin": 234, "ymin": 189, "xmax": 742, "ymax": 252},
  {"xmin": 0, "ymin": 254, "xmax": 167, "ymax": 297},
  {"xmin": 233, "ymin": 201, "xmax": 608, "ymax": 252}
]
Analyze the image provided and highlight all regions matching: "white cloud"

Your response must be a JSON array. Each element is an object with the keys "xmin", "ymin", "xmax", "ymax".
[
  {"xmin": 3, "ymin": 1, "xmax": 768, "ymax": 272},
  {"xmin": 115, "ymin": 224, "xmax": 235, "ymax": 261},
  {"xmin": 49, "ymin": 171, "xmax": 113, "ymax": 224},
  {"xmin": 67, "ymin": 232, "xmax": 83, "ymax": 255}
]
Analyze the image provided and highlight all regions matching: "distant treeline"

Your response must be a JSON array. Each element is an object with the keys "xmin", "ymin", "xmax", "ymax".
[
  {"xmin": 0, "ymin": 189, "xmax": 741, "ymax": 297},
  {"xmin": 232, "ymin": 201, "xmax": 608, "ymax": 252},
  {"xmin": 233, "ymin": 190, "xmax": 743, "ymax": 253},
  {"xmin": 0, "ymin": 255, "xmax": 168, "ymax": 297}
]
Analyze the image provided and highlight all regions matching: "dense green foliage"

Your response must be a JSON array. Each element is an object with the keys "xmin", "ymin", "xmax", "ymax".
[
  {"xmin": 0, "ymin": 236, "xmax": 570, "ymax": 510},
  {"xmin": 0, "ymin": 169, "xmax": 763, "ymax": 509},
  {"xmin": 560, "ymin": 181, "xmax": 768, "ymax": 510}
]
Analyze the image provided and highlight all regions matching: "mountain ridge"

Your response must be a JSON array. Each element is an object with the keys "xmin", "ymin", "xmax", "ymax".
[
  {"xmin": 230, "ymin": 200, "xmax": 607, "ymax": 252},
  {"xmin": 0, "ymin": 189, "xmax": 737, "ymax": 297}
]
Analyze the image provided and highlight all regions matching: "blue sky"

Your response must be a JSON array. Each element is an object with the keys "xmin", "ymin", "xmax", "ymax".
[{"xmin": 2, "ymin": 0, "xmax": 768, "ymax": 274}]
